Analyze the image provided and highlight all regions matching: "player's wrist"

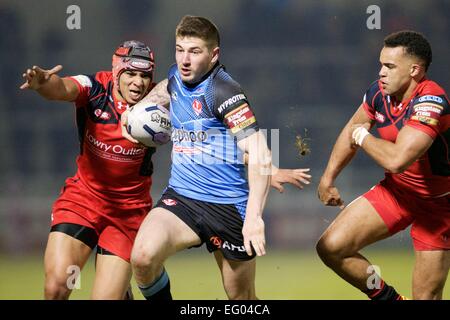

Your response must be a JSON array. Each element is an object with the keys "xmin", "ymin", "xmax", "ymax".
[{"xmin": 352, "ymin": 127, "xmax": 370, "ymax": 146}]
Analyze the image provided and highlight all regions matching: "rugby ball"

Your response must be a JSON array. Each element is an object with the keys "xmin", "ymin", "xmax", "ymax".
[{"xmin": 126, "ymin": 104, "xmax": 172, "ymax": 147}]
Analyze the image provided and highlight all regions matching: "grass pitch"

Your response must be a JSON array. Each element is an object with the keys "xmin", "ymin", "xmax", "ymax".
[{"xmin": 0, "ymin": 249, "xmax": 448, "ymax": 300}]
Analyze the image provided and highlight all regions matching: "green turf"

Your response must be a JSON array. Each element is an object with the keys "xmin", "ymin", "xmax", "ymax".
[{"xmin": 0, "ymin": 249, "xmax": 448, "ymax": 300}]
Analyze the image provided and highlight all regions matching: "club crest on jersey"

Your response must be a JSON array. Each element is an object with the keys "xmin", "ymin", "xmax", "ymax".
[
  {"xmin": 162, "ymin": 198, "xmax": 177, "ymax": 206},
  {"xmin": 192, "ymin": 99, "xmax": 202, "ymax": 115},
  {"xmin": 94, "ymin": 109, "xmax": 112, "ymax": 120},
  {"xmin": 375, "ymin": 111, "xmax": 385, "ymax": 123}
]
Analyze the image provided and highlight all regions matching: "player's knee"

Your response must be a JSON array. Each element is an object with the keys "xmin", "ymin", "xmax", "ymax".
[
  {"xmin": 316, "ymin": 232, "xmax": 348, "ymax": 263},
  {"xmin": 130, "ymin": 246, "xmax": 159, "ymax": 274},
  {"xmin": 44, "ymin": 273, "xmax": 71, "ymax": 300}
]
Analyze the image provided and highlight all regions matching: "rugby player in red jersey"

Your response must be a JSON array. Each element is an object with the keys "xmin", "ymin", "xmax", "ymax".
[
  {"xmin": 21, "ymin": 40, "xmax": 310, "ymax": 300},
  {"xmin": 317, "ymin": 31, "xmax": 449, "ymax": 300},
  {"xmin": 20, "ymin": 40, "xmax": 157, "ymax": 299}
]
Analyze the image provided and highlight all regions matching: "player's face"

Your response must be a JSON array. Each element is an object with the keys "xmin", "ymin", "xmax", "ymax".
[
  {"xmin": 118, "ymin": 70, "xmax": 152, "ymax": 105},
  {"xmin": 378, "ymin": 46, "xmax": 416, "ymax": 97},
  {"xmin": 175, "ymin": 36, "xmax": 219, "ymax": 84}
]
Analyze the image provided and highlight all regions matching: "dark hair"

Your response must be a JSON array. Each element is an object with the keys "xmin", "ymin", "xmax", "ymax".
[
  {"xmin": 176, "ymin": 15, "xmax": 220, "ymax": 49},
  {"xmin": 384, "ymin": 30, "xmax": 432, "ymax": 71}
]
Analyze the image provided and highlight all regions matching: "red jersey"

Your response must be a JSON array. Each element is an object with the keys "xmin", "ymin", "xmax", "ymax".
[
  {"xmin": 67, "ymin": 71, "xmax": 155, "ymax": 206},
  {"xmin": 362, "ymin": 78, "xmax": 450, "ymax": 198}
]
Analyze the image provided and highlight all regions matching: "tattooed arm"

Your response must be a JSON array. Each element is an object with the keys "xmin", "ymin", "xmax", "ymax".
[{"xmin": 138, "ymin": 78, "xmax": 170, "ymax": 109}]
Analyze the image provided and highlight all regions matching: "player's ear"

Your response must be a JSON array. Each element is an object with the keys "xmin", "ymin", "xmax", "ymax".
[
  {"xmin": 211, "ymin": 47, "xmax": 220, "ymax": 64},
  {"xmin": 410, "ymin": 63, "xmax": 422, "ymax": 77}
]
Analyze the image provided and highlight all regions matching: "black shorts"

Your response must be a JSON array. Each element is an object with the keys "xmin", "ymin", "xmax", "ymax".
[{"xmin": 155, "ymin": 188, "xmax": 255, "ymax": 261}]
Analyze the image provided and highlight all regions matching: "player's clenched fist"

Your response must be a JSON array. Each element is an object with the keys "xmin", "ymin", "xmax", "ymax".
[
  {"xmin": 20, "ymin": 65, "xmax": 63, "ymax": 90},
  {"xmin": 317, "ymin": 179, "xmax": 345, "ymax": 209}
]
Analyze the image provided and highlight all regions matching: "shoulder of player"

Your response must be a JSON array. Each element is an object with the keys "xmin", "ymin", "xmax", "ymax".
[
  {"xmin": 211, "ymin": 67, "xmax": 248, "ymax": 115},
  {"xmin": 418, "ymin": 79, "xmax": 447, "ymax": 98},
  {"xmin": 414, "ymin": 79, "xmax": 449, "ymax": 110}
]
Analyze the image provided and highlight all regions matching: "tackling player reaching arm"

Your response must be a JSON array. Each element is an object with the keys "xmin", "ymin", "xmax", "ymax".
[{"xmin": 20, "ymin": 65, "xmax": 79, "ymax": 101}]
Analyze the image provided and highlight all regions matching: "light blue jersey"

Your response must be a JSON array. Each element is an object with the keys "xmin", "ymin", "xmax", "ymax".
[{"xmin": 167, "ymin": 63, "xmax": 259, "ymax": 203}]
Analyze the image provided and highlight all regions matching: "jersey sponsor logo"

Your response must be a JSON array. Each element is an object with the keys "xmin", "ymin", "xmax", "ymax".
[
  {"xmin": 418, "ymin": 95, "xmax": 443, "ymax": 104},
  {"xmin": 375, "ymin": 111, "xmax": 385, "ymax": 123},
  {"xmin": 85, "ymin": 130, "xmax": 145, "ymax": 159},
  {"xmin": 209, "ymin": 236, "xmax": 223, "ymax": 249},
  {"xmin": 224, "ymin": 104, "xmax": 256, "ymax": 134},
  {"xmin": 192, "ymin": 99, "xmax": 202, "ymax": 115},
  {"xmin": 411, "ymin": 103, "xmax": 442, "ymax": 126},
  {"xmin": 172, "ymin": 128, "xmax": 208, "ymax": 142},
  {"xmin": 173, "ymin": 145, "xmax": 200, "ymax": 154},
  {"xmin": 218, "ymin": 94, "xmax": 246, "ymax": 114},
  {"xmin": 162, "ymin": 198, "xmax": 177, "ymax": 206},
  {"xmin": 222, "ymin": 241, "xmax": 246, "ymax": 252},
  {"xmin": 94, "ymin": 109, "xmax": 112, "ymax": 120}
]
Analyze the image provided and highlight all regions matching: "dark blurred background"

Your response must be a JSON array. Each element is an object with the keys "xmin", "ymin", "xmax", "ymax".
[{"xmin": 0, "ymin": 0, "xmax": 449, "ymax": 256}]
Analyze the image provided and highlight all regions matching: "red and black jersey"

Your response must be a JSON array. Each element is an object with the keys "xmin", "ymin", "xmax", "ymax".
[
  {"xmin": 362, "ymin": 78, "xmax": 450, "ymax": 198},
  {"xmin": 66, "ymin": 71, "xmax": 155, "ymax": 206}
]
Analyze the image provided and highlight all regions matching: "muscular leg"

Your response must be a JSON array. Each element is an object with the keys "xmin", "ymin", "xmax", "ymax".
[
  {"xmin": 91, "ymin": 254, "xmax": 132, "ymax": 300},
  {"xmin": 413, "ymin": 250, "xmax": 450, "ymax": 300},
  {"xmin": 316, "ymin": 197, "xmax": 392, "ymax": 292},
  {"xmin": 44, "ymin": 232, "xmax": 92, "ymax": 299},
  {"xmin": 214, "ymin": 251, "xmax": 257, "ymax": 300},
  {"xmin": 131, "ymin": 207, "xmax": 201, "ymax": 298}
]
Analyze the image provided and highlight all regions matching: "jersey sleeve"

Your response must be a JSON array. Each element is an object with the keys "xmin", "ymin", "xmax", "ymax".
[
  {"xmin": 213, "ymin": 77, "xmax": 259, "ymax": 140},
  {"xmin": 66, "ymin": 74, "xmax": 94, "ymax": 108},
  {"xmin": 406, "ymin": 94, "xmax": 449, "ymax": 139},
  {"xmin": 166, "ymin": 64, "xmax": 178, "ymax": 94},
  {"xmin": 362, "ymin": 80, "xmax": 382, "ymax": 120}
]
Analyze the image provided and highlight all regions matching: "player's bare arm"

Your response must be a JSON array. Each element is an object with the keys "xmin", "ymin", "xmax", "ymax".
[
  {"xmin": 318, "ymin": 104, "xmax": 374, "ymax": 208},
  {"xmin": 351, "ymin": 124, "xmax": 433, "ymax": 173},
  {"xmin": 243, "ymin": 153, "xmax": 311, "ymax": 193},
  {"xmin": 121, "ymin": 78, "xmax": 170, "ymax": 144},
  {"xmin": 20, "ymin": 65, "xmax": 79, "ymax": 102},
  {"xmin": 237, "ymin": 127, "xmax": 272, "ymax": 256},
  {"xmin": 139, "ymin": 78, "xmax": 170, "ymax": 108}
]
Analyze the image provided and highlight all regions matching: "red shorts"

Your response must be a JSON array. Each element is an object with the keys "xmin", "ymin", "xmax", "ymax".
[
  {"xmin": 51, "ymin": 176, "xmax": 151, "ymax": 262},
  {"xmin": 363, "ymin": 180, "xmax": 450, "ymax": 250}
]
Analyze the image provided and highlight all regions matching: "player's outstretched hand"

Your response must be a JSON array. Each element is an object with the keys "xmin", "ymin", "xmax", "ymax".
[
  {"xmin": 20, "ymin": 65, "xmax": 63, "ymax": 90},
  {"xmin": 271, "ymin": 168, "xmax": 311, "ymax": 193},
  {"xmin": 120, "ymin": 108, "xmax": 140, "ymax": 144},
  {"xmin": 242, "ymin": 216, "xmax": 266, "ymax": 257},
  {"xmin": 317, "ymin": 178, "xmax": 345, "ymax": 209}
]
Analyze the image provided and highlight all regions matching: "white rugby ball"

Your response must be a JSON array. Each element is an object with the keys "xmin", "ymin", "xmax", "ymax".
[{"xmin": 126, "ymin": 104, "xmax": 172, "ymax": 147}]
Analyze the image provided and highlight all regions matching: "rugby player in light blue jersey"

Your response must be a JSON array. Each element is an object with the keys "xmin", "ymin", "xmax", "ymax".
[{"xmin": 122, "ymin": 16, "xmax": 311, "ymax": 300}]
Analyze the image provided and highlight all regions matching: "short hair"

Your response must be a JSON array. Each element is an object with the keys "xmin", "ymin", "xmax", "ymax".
[
  {"xmin": 384, "ymin": 30, "xmax": 432, "ymax": 71},
  {"xmin": 175, "ymin": 15, "xmax": 220, "ymax": 49}
]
